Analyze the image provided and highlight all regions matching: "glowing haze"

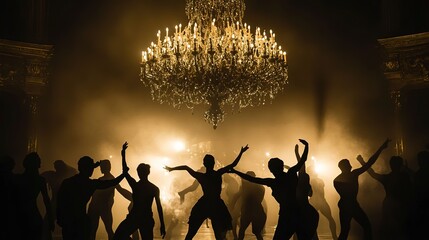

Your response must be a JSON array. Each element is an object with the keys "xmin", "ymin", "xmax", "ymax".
[{"xmin": 35, "ymin": 0, "xmax": 393, "ymax": 237}]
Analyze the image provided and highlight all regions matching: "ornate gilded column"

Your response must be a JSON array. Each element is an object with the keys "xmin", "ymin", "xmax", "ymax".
[
  {"xmin": 0, "ymin": 39, "xmax": 53, "ymax": 154},
  {"xmin": 390, "ymin": 90, "xmax": 404, "ymax": 155},
  {"xmin": 378, "ymin": 32, "xmax": 429, "ymax": 156}
]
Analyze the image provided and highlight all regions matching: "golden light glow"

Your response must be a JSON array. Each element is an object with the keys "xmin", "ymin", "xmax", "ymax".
[{"xmin": 171, "ymin": 140, "xmax": 186, "ymax": 152}]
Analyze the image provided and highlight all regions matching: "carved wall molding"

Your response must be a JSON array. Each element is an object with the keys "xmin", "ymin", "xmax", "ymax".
[
  {"xmin": 0, "ymin": 38, "xmax": 54, "ymax": 153},
  {"xmin": 378, "ymin": 32, "xmax": 429, "ymax": 91},
  {"xmin": 0, "ymin": 39, "xmax": 53, "ymax": 95},
  {"xmin": 378, "ymin": 32, "xmax": 429, "ymax": 156}
]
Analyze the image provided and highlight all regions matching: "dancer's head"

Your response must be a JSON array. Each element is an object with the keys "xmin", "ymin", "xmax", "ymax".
[
  {"xmin": 78, "ymin": 156, "xmax": 96, "ymax": 177},
  {"xmin": 137, "ymin": 163, "xmax": 150, "ymax": 179},
  {"xmin": 203, "ymin": 154, "xmax": 215, "ymax": 170},
  {"xmin": 268, "ymin": 158, "xmax": 284, "ymax": 177},
  {"xmin": 23, "ymin": 152, "xmax": 41, "ymax": 171},
  {"xmin": 100, "ymin": 160, "xmax": 111, "ymax": 174},
  {"xmin": 338, "ymin": 159, "xmax": 352, "ymax": 172},
  {"xmin": 54, "ymin": 160, "xmax": 67, "ymax": 173},
  {"xmin": 389, "ymin": 156, "xmax": 403, "ymax": 172}
]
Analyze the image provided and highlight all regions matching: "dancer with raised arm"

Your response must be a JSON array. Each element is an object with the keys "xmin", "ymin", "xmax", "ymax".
[
  {"xmin": 165, "ymin": 144, "xmax": 249, "ymax": 240},
  {"xmin": 231, "ymin": 139, "xmax": 309, "ymax": 240},
  {"xmin": 333, "ymin": 139, "xmax": 390, "ymax": 240},
  {"xmin": 294, "ymin": 144, "xmax": 319, "ymax": 240},
  {"xmin": 356, "ymin": 154, "xmax": 412, "ymax": 239},
  {"xmin": 113, "ymin": 142, "xmax": 166, "ymax": 240},
  {"xmin": 57, "ymin": 146, "xmax": 128, "ymax": 240}
]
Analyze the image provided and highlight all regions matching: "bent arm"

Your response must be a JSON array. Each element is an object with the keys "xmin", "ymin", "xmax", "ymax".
[
  {"xmin": 218, "ymin": 145, "xmax": 249, "ymax": 174},
  {"xmin": 289, "ymin": 139, "xmax": 309, "ymax": 173},
  {"xmin": 355, "ymin": 139, "xmax": 390, "ymax": 175},
  {"xmin": 179, "ymin": 179, "xmax": 199, "ymax": 195},
  {"xmin": 294, "ymin": 144, "xmax": 307, "ymax": 175},
  {"xmin": 356, "ymin": 155, "xmax": 383, "ymax": 182}
]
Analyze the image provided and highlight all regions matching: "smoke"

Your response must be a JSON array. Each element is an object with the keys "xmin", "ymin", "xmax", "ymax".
[{"xmin": 35, "ymin": 0, "xmax": 395, "ymax": 236}]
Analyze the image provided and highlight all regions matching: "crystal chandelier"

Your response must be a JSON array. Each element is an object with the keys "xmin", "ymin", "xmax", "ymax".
[{"xmin": 140, "ymin": 0, "xmax": 288, "ymax": 129}]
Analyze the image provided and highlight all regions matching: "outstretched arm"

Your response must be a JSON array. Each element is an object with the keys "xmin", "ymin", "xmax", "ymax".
[
  {"xmin": 354, "ymin": 139, "xmax": 390, "ymax": 175},
  {"xmin": 218, "ymin": 145, "xmax": 249, "ymax": 174},
  {"xmin": 164, "ymin": 165, "xmax": 201, "ymax": 179},
  {"xmin": 289, "ymin": 139, "xmax": 309, "ymax": 173},
  {"xmin": 230, "ymin": 169, "xmax": 274, "ymax": 187},
  {"xmin": 356, "ymin": 155, "xmax": 383, "ymax": 182},
  {"xmin": 155, "ymin": 188, "xmax": 166, "ymax": 238}
]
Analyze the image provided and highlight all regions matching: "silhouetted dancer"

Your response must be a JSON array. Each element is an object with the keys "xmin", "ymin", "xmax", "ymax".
[
  {"xmin": 0, "ymin": 155, "xmax": 19, "ymax": 240},
  {"xmin": 113, "ymin": 142, "xmax": 166, "ymax": 240},
  {"xmin": 307, "ymin": 165, "xmax": 337, "ymax": 240},
  {"xmin": 165, "ymin": 144, "xmax": 249, "ymax": 240},
  {"xmin": 41, "ymin": 160, "xmax": 77, "ymax": 239},
  {"xmin": 356, "ymin": 154, "xmax": 412, "ymax": 239},
  {"xmin": 178, "ymin": 166, "xmax": 232, "ymax": 230},
  {"xmin": 231, "ymin": 139, "xmax": 309, "ymax": 240},
  {"xmin": 15, "ymin": 152, "xmax": 54, "ymax": 240},
  {"xmin": 409, "ymin": 150, "xmax": 429, "ymax": 239},
  {"xmin": 333, "ymin": 139, "xmax": 390, "ymax": 240},
  {"xmin": 89, "ymin": 159, "xmax": 130, "ymax": 240},
  {"xmin": 236, "ymin": 171, "xmax": 266, "ymax": 240},
  {"xmin": 57, "ymin": 149, "xmax": 127, "ymax": 240},
  {"xmin": 115, "ymin": 185, "xmax": 140, "ymax": 240},
  {"xmin": 294, "ymin": 144, "xmax": 319, "ymax": 240}
]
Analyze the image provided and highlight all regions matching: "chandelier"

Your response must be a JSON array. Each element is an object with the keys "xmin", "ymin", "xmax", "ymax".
[{"xmin": 140, "ymin": 0, "xmax": 288, "ymax": 129}]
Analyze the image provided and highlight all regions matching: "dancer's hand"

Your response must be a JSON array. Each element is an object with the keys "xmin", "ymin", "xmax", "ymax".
[
  {"xmin": 356, "ymin": 155, "xmax": 365, "ymax": 165},
  {"xmin": 178, "ymin": 191, "xmax": 185, "ymax": 204},
  {"xmin": 94, "ymin": 161, "xmax": 101, "ymax": 168},
  {"xmin": 121, "ymin": 141, "xmax": 128, "ymax": 154},
  {"xmin": 164, "ymin": 166, "xmax": 173, "ymax": 172},
  {"xmin": 240, "ymin": 144, "xmax": 249, "ymax": 153},
  {"xmin": 160, "ymin": 224, "xmax": 166, "ymax": 238},
  {"xmin": 299, "ymin": 139, "xmax": 308, "ymax": 146},
  {"xmin": 381, "ymin": 139, "xmax": 390, "ymax": 149}
]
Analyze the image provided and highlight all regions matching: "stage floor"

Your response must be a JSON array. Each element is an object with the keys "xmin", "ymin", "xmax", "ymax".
[{"xmin": 51, "ymin": 224, "xmax": 336, "ymax": 240}]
